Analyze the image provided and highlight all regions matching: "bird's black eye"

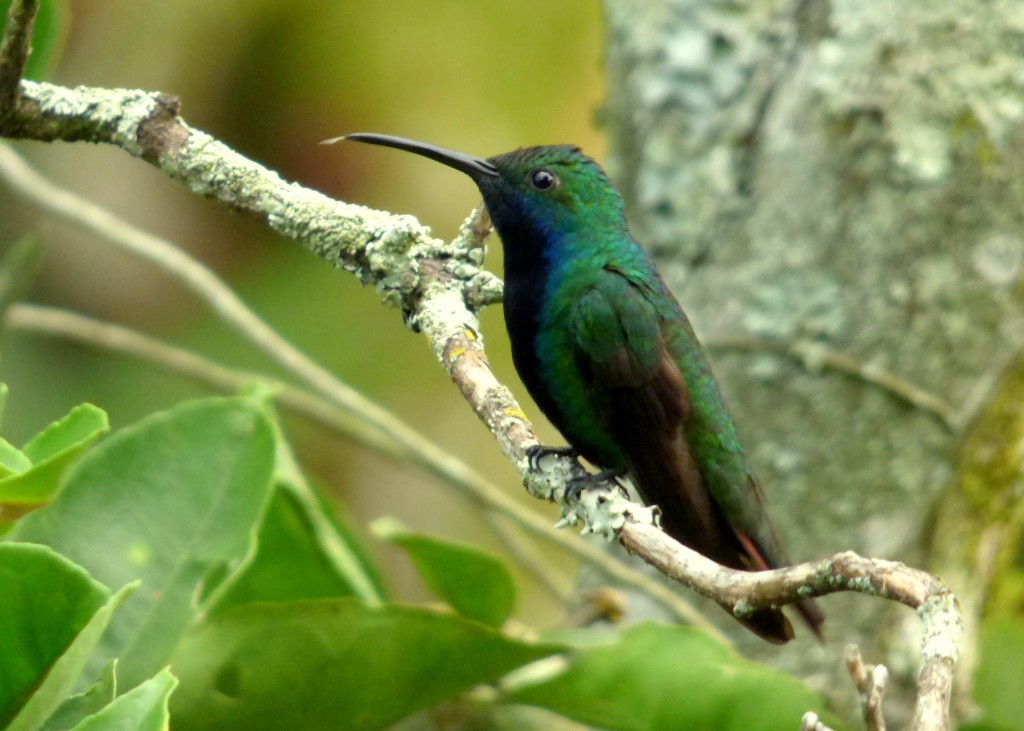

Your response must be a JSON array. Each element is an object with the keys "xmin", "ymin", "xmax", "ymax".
[{"xmin": 530, "ymin": 168, "xmax": 558, "ymax": 191}]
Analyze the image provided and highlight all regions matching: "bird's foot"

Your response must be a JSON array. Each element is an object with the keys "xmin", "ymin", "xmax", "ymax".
[
  {"xmin": 564, "ymin": 467, "xmax": 627, "ymax": 503},
  {"xmin": 525, "ymin": 444, "xmax": 579, "ymax": 471}
]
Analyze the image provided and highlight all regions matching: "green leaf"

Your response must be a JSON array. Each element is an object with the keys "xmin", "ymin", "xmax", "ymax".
[
  {"xmin": 507, "ymin": 623, "xmax": 840, "ymax": 731},
  {"xmin": 0, "ymin": 544, "xmax": 133, "ymax": 731},
  {"xmin": 970, "ymin": 617, "xmax": 1024, "ymax": 731},
  {"xmin": 214, "ymin": 407, "xmax": 388, "ymax": 609},
  {"xmin": 295, "ymin": 473, "xmax": 388, "ymax": 602},
  {"xmin": 169, "ymin": 599, "xmax": 564, "ymax": 731},
  {"xmin": 374, "ymin": 517, "xmax": 516, "ymax": 628},
  {"xmin": 22, "ymin": 403, "xmax": 109, "ymax": 465},
  {"xmin": 69, "ymin": 667, "xmax": 177, "ymax": 731},
  {"xmin": 40, "ymin": 660, "xmax": 117, "ymax": 731},
  {"xmin": 0, "ymin": 0, "xmax": 69, "ymax": 81},
  {"xmin": 11, "ymin": 397, "xmax": 277, "ymax": 690},
  {"xmin": 0, "ymin": 403, "xmax": 109, "ymax": 519},
  {"xmin": 8, "ymin": 585, "xmax": 134, "ymax": 731},
  {"xmin": 208, "ymin": 486, "xmax": 377, "ymax": 613},
  {"xmin": 0, "ymin": 436, "xmax": 30, "ymax": 476},
  {"xmin": 0, "ymin": 543, "xmax": 107, "ymax": 727}
]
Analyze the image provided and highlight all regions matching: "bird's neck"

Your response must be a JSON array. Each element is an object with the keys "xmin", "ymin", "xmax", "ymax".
[{"xmin": 498, "ymin": 218, "xmax": 551, "ymax": 322}]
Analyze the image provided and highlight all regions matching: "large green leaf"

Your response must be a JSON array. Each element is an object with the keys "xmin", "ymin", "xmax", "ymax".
[
  {"xmin": 507, "ymin": 623, "xmax": 840, "ymax": 731},
  {"xmin": 374, "ymin": 517, "xmax": 516, "ymax": 628},
  {"xmin": 12, "ymin": 397, "xmax": 277, "ymax": 690},
  {"xmin": 169, "ymin": 599, "xmax": 564, "ymax": 731},
  {"xmin": 205, "ymin": 409, "xmax": 386, "ymax": 613},
  {"xmin": 208, "ymin": 485, "xmax": 378, "ymax": 613},
  {"xmin": 0, "ymin": 544, "xmax": 133, "ymax": 731},
  {"xmin": 69, "ymin": 668, "xmax": 177, "ymax": 731}
]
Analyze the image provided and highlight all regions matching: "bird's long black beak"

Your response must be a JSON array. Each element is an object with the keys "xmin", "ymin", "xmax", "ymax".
[{"xmin": 322, "ymin": 133, "xmax": 499, "ymax": 179}]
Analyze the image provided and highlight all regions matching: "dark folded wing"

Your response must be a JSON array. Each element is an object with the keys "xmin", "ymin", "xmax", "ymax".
[{"xmin": 571, "ymin": 267, "xmax": 807, "ymax": 643}]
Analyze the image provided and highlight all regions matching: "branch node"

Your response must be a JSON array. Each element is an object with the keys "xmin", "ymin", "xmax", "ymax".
[{"xmin": 136, "ymin": 92, "xmax": 186, "ymax": 163}]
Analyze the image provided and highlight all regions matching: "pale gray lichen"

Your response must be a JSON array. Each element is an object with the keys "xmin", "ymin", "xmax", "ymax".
[
  {"xmin": 917, "ymin": 591, "xmax": 961, "ymax": 663},
  {"xmin": 416, "ymin": 288, "xmax": 481, "ymax": 365},
  {"xmin": 23, "ymin": 81, "xmax": 82, "ymax": 116},
  {"xmin": 522, "ymin": 448, "xmax": 579, "ymax": 504},
  {"xmin": 743, "ymin": 269, "xmax": 845, "ymax": 340},
  {"xmin": 17, "ymin": 81, "xmax": 499, "ymax": 328},
  {"xmin": 814, "ymin": 1, "xmax": 1024, "ymax": 184},
  {"xmin": 732, "ymin": 599, "xmax": 755, "ymax": 618},
  {"xmin": 464, "ymin": 270, "xmax": 504, "ymax": 309},
  {"xmin": 556, "ymin": 481, "xmax": 659, "ymax": 541},
  {"xmin": 845, "ymin": 575, "xmax": 877, "ymax": 594},
  {"xmin": 523, "ymin": 448, "xmax": 658, "ymax": 539}
]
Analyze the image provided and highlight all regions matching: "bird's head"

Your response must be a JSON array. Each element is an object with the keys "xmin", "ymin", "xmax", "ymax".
[{"xmin": 331, "ymin": 133, "xmax": 628, "ymax": 245}]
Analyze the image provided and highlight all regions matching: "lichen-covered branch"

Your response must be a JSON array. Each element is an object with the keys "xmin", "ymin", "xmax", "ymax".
[
  {"xmin": 619, "ymin": 522, "xmax": 960, "ymax": 730},
  {"xmin": 1, "ymin": 81, "xmax": 502, "ymax": 313}
]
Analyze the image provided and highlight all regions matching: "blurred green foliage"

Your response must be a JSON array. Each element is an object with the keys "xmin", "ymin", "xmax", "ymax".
[
  {"xmin": 0, "ymin": 390, "xmax": 837, "ymax": 730},
  {"xmin": 964, "ymin": 618, "xmax": 1024, "ymax": 731},
  {"xmin": 374, "ymin": 516, "xmax": 517, "ymax": 628}
]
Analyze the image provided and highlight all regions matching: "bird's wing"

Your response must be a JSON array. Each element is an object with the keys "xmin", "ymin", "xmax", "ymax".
[
  {"xmin": 571, "ymin": 266, "xmax": 824, "ymax": 643},
  {"xmin": 570, "ymin": 267, "xmax": 724, "ymax": 555}
]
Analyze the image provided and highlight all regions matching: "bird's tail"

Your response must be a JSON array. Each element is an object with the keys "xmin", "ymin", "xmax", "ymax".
[
  {"xmin": 734, "ymin": 530, "xmax": 826, "ymax": 643},
  {"xmin": 607, "ymin": 363, "xmax": 825, "ymax": 643}
]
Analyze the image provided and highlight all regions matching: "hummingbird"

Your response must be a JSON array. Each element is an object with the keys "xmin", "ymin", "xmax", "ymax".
[{"xmin": 332, "ymin": 132, "xmax": 824, "ymax": 643}]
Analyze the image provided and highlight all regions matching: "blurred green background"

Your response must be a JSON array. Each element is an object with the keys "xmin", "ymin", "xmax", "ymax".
[{"xmin": 0, "ymin": 0, "xmax": 606, "ymax": 624}]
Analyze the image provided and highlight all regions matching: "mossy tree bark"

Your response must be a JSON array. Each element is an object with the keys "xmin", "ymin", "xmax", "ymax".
[{"xmin": 603, "ymin": 0, "xmax": 1024, "ymax": 722}]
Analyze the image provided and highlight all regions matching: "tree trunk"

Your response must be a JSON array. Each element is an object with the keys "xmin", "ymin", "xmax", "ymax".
[{"xmin": 603, "ymin": 0, "xmax": 1024, "ymax": 723}]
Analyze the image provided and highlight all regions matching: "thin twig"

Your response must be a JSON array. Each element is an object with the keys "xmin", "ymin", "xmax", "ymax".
[
  {"xmin": 846, "ymin": 644, "xmax": 889, "ymax": 731},
  {"xmin": 5, "ymin": 303, "xmax": 715, "ymax": 635},
  {"xmin": 0, "ymin": 0, "xmax": 38, "ymax": 109}
]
